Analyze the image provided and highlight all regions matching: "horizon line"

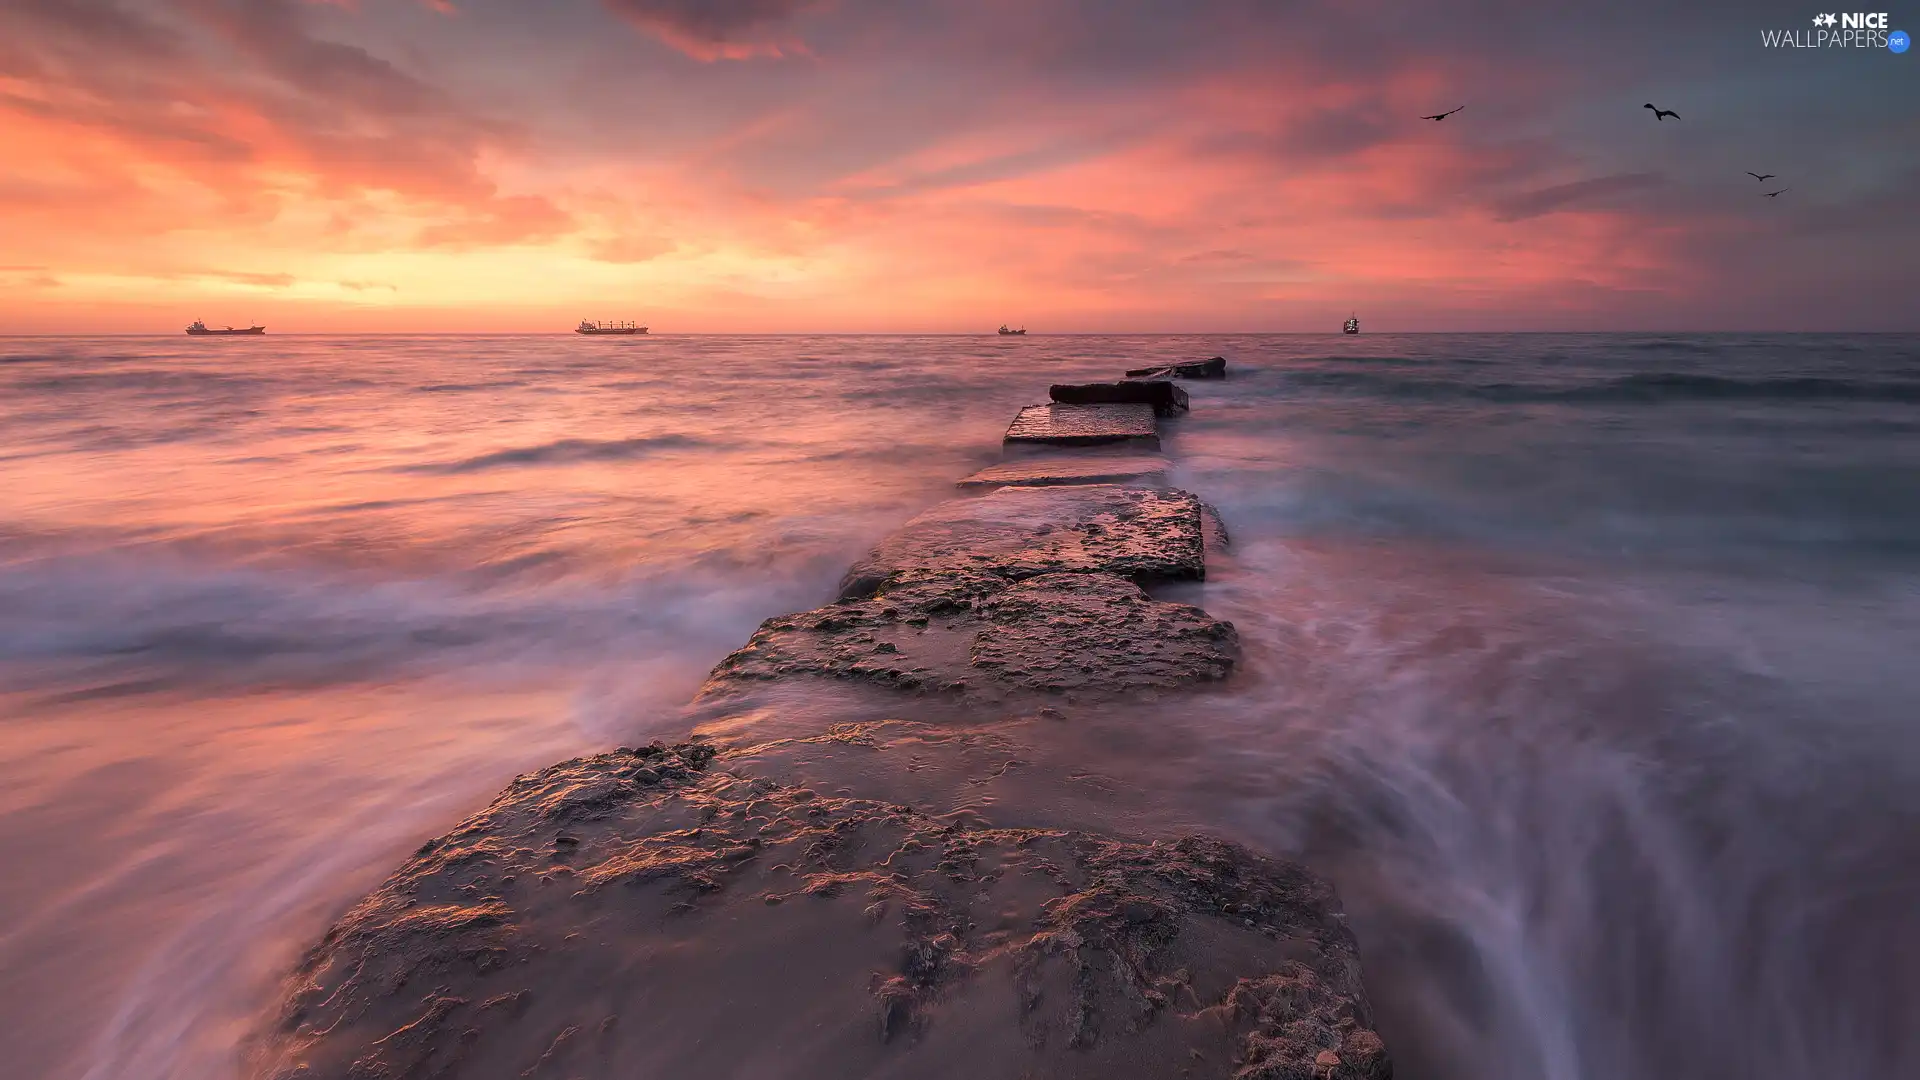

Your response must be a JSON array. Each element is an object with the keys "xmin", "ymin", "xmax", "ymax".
[{"xmin": 3, "ymin": 329, "xmax": 1917, "ymax": 338}]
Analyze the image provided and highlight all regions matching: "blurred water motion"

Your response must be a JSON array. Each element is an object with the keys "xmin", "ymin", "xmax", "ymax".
[{"xmin": 1, "ymin": 332, "xmax": 1916, "ymax": 1079}]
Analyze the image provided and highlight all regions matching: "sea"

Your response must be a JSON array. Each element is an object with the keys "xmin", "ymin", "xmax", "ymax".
[{"xmin": 1, "ymin": 333, "xmax": 1916, "ymax": 1080}]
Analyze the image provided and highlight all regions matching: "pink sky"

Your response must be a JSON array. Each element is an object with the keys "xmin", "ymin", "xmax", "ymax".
[{"xmin": 1, "ymin": 0, "xmax": 1914, "ymax": 332}]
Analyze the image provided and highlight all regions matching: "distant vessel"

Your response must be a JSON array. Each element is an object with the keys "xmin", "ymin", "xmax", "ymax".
[
  {"xmin": 186, "ymin": 320, "xmax": 265, "ymax": 336},
  {"xmin": 1343, "ymin": 314, "xmax": 1360, "ymax": 335},
  {"xmin": 998, "ymin": 325, "xmax": 1027, "ymax": 336},
  {"xmin": 577, "ymin": 320, "xmax": 648, "ymax": 335}
]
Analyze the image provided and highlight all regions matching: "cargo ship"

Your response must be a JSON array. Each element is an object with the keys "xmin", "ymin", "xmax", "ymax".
[
  {"xmin": 1343, "ymin": 314, "xmax": 1360, "ymax": 335},
  {"xmin": 186, "ymin": 320, "xmax": 265, "ymax": 336},
  {"xmin": 577, "ymin": 320, "xmax": 648, "ymax": 335},
  {"xmin": 998, "ymin": 325, "xmax": 1027, "ymax": 335}
]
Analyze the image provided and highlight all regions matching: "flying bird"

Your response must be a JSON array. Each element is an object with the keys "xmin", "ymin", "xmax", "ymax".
[
  {"xmin": 1762, "ymin": 188, "xmax": 1789, "ymax": 198},
  {"xmin": 1420, "ymin": 106, "xmax": 1465, "ymax": 121},
  {"xmin": 1643, "ymin": 103, "xmax": 1680, "ymax": 121},
  {"xmin": 1747, "ymin": 172, "xmax": 1776, "ymax": 182}
]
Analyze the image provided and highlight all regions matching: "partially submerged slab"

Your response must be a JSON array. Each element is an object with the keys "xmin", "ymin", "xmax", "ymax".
[
  {"xmin": 1049, "ymin": 380, "xmax": 1189, "ymax": 415},
  {"xmin": 1125, "ymin": 356, "xmax": 1227, "ymax": 380},
  {"xmin": 970, "ymin": 573, "xmax": 1238, "ymax": 692},
  {"xmin": 955, "ymin": 454, "xmax": 1170, "ymax": 490},
  {"xmin": 1004, "ymin": 402, "xmax": 1159, "ymax": 448},
  {"xmin": 703, "ymin": 571, "xmax": 1237, "ymax": 700},
  {"xmin": 251, "ymin": 745, "xmax": 1389, "ymax": 1080},
  {"xmin": 837, "ymin": 484, "xmax": 1207, "ymax": 600},
  {"xmin": 704, "ymin": 569, "xmax": 1005, "ymax": 696}
]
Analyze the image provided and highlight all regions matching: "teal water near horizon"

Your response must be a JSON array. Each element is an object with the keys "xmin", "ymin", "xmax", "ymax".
[{"xmin": 1, "ymin": 333, "xmax": 1916, "ymax": 1079}]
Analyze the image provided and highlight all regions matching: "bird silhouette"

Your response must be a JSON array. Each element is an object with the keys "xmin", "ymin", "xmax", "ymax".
[
  {"xmin": 1643, "ymin": 103, "xmax": 1680, "ymax": 121},
  {"xmin": 1762, "ymin": 188, "xmax": 1789, "ymax": 198},
  {"xmin": 1420, "ymin": 105, "xmax": 1465, "ymax": 121},
  {"xmin": 1747, "ymin": 172, "xmax": 1776, "ymax": 182}
]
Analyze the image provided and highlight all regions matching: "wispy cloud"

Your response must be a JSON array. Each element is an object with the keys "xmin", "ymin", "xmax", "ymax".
[
  {"xmin": 0, "ymin": 0, "xmax": 1914, "ymax": 331},
  {"xmin": 198, "ymin": 269, "xmax": 299, "ymax": 288},
  {"xmin": 1494, "ymin": 173, "xmax": 1667, "ymax": 222},
  {"xmin": 599, "ymin": 0, "xmax": 824, "ymax": 59}
]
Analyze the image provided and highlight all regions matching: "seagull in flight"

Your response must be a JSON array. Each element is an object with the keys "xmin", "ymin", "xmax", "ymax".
[
  {"xmin": 1762, "ymin": 188, "xmax": 1789, "ymax": 198},
  {"xmin": 1746, "ymin": 172, "xmax": 1776, "ymax": 182},
  {"xmin": 1643, "ymin": 103, "xmax": 1680, "ymax": 121},
  {"xmin": 1420, "ymin": 105, "xmax": 1465, "ymax": 121}
]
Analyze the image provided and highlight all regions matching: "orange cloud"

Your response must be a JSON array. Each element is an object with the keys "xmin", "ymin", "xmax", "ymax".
[
  {"xmin": 590, "ymin": 235, "xmax": 679, "ymax": 264},
  {"xmin": 0, "ymin": 0, "xmax": 1912, "ymax": 332},
  {"xmin": 413, "ymin": 195, "xmax": 576, "ymax": 249}
]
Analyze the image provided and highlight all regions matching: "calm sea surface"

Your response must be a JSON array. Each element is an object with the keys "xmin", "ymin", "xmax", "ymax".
[{"xmin": 2, "ymin": 333, "xmax": 1916, "ymax": 1079}]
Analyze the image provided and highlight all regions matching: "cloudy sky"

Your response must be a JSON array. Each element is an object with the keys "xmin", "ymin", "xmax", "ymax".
[{"xmin": 1, "ymin": 0, "xmax": 1914, "ymax": 332}]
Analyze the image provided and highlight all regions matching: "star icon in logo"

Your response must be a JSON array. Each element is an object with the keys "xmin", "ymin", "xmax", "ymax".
[{"xmin": 1822, "ymin": 13, "xmax": 1839, "ymax": 26}]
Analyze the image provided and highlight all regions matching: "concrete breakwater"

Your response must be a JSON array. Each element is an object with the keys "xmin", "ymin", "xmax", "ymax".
[{"xmin": 249, "ymin": 359, "xmax": 1393, "ymax": 1080}]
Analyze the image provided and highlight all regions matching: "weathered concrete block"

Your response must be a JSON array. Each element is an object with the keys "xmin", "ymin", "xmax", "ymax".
[
  {"xmin": 1125, "ymin": 356, "xmax": 1227, "ymax": 379},
  {"xmin": 969, "ymin": 572, "xmax": 1237, "ymax": 692},
  {"xmin": 251, "ymin": 747, "xmax": 1388, "ymax": 1080},
  {"xmin": 703, "ymin": 570, "xmax": 1237, "ymax": 699},
  {"xmin": 1004, "ymin": 403, "xmax": 1159, "ymax": 448},
  {"xmin": 1049, "ymin": 380, "xmax": 1189, "ymax": 415},
  {"xmin": 955, "ymin": 454, "xmax": 1170, "ymax": 489},
  {"xmin": 837, "ymin": 484, "xmax": 1207, "ymax": 600}
]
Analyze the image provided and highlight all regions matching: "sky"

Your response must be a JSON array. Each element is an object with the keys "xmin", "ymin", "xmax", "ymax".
[{"xmin": 0, "ymin": 0, "xmax": 1914, "ymax": 333}]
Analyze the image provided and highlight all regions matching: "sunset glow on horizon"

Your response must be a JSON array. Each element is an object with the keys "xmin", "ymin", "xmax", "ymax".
[{"xmin": 3, "ymin": 0, "xmax": 1915, "ymax": 334}]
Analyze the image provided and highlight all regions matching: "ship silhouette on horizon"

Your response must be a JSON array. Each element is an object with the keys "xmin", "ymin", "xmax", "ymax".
[
  {"xmin": 577, "ymin": 320, "xmax": 648, "ymax": 335},
  {"xmin": 186, "ymin": 319, "xmax": 265, "ymax": 336}
]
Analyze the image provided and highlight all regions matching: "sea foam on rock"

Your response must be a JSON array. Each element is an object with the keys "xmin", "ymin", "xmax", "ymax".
[{"xmin": 250, "ymin": 743, "xmax": 1390, "ymax": 1080}]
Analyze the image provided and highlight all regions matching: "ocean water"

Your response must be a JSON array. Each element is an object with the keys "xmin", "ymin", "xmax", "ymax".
[{"xmin": 0, "ymin": 333, "xmax": 1915, "ymax": 1079}]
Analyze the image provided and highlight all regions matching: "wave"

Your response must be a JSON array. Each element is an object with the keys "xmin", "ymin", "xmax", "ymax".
[
  {"xmin": 412, "ymin": 380, "xmax": 529, "ymax": 394},
  {"xmin": 0, "ymin": 546, "xmax": 839, "ymax": 694},
  {"xmin": 400, "ymin": 434, "xmax": 708, "ymax": 474},
  {"xmin": 1195, "ymin": 543, "xmax": 1920, "ymax": 1080},
  {"xmin": 1620, "ymin": 338, "xmax": 1724, "ymax": 354},
  {"xmin": 1283, "ymin": 369, "xmax": 1920, "ymax": 405},
  {"xmin": 16, "ymin": 369, "xmax": 287, "ymax": 396},
  {"xmin": 1568, "ymin": 373, "xmax": 1920, "ymax": 403}
]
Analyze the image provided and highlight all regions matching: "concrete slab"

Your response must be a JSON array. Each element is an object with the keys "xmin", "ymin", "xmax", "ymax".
[
  {"xmin": 702, "ymin": 570, "xmax": 1236, "ymax": 700},
  {"xmin": 955, "ymin": 455, "xmax": 1170, "ymax": 489},
  {"xmin": 1003, "ymin": 403, "xmax": 1159, "ymax": 448},
  {"xmin": 836, "ymin": 484, "xmax": 1207, "ymax": 599},
  {"xmin": 968, "ymin": 573, "xmax": 1237, "ymax": 693},
  {"xmin": 1049, "ymin": 380, "xmax": 1189, "ymax": 415},
  {"xmin": 256, "ymin": 748, "xmax": 1386, "ymax": 1080},
  {"xmin": 1125, "ymin": 356, "xmax": 1227, "ymax": 379}
]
